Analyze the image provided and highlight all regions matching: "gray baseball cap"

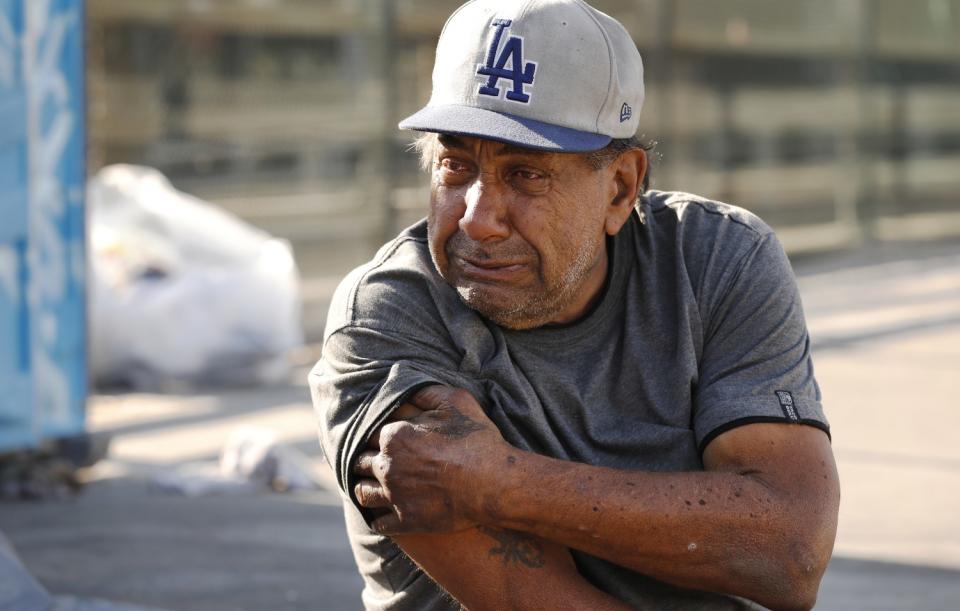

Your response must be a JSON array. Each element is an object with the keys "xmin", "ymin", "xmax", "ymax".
[{"xmin": 399, "ymin": 0, "xmax": 644, "ymax": 152}]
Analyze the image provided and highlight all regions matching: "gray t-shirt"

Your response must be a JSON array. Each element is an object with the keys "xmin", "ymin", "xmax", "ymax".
[{"xmin": 310, "ymin": 190, "xmax": 828, "ymax": 610}]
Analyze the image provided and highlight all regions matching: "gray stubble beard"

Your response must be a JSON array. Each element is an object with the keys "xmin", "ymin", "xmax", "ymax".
[{"xmin": 451, "ymin": 238, "xmax": 602, "ymax": 331}]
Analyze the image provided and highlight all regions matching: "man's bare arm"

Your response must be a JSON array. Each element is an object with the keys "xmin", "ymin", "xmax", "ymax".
[
  {"xmin": 357, "ymin": 386, "xmax": 840, "ymax": 611},
  {"xmin": 355, "ymin": 402, "xmax": 631, "ymax": 611},
  {"xmin": 484, "ymin": 422, "xmax": 838, "ymax": 611},
  {"xmin": 390, "ymin": 528, "xmax": 629, "ymax": 611}
]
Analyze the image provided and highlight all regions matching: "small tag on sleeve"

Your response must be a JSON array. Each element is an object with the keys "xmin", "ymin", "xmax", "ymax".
[{"xmin": 775, "ymin": 390, "xmax": 800, "ymax": 421}]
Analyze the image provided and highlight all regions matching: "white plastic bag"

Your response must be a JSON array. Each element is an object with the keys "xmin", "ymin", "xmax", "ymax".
[
  {"xmin": 88, "ymin": 164, "xmax": 303, "ymax": 389},
  {"xmin": 219, "ymin": 426, "xmax": 323, "ymax": 492},
  {"xmin": 151, "ymin": 427, "xmax": 324, "ymax": 496}
]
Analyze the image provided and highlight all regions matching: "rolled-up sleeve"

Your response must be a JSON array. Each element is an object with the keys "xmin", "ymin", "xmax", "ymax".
[{"xmin": 311, "ymin": 323, "xmax": 473, "ymax": 523}]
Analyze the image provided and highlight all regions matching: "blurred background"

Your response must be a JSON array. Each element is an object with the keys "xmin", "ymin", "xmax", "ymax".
[
  {"xmin": 85, "ymin": 0, "xmax": 960, "ymax": 339},
  {"xmin": 1, "ymin": 1, "xmax": 959, "ymax": 610}
]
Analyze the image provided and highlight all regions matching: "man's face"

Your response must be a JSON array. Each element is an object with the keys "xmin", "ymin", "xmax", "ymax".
[{"xmin": 426, "ymin": 134, "xmax": 618, "ymax": 330}]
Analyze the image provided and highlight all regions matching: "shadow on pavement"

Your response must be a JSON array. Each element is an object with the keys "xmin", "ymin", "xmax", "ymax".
[
  {"xmin": 0, "ymin": 483, "xmax": 362, "ymax": 611},
  {"xmin": 819, "ymin": 555, "xmax": 960, "ymax": 610},
  {"xmin": 811, "ymin": 313, "xmax": 960, "ymax": 351},
  {"xmin": 90, "ymin": 384, "xmax": 313, "ymax": 440}
]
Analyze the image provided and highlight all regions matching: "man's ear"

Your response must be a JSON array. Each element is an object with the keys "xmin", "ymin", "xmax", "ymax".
[{"xmin": 604, "ymin": 148, "xmax": 647, "ymax": 236}]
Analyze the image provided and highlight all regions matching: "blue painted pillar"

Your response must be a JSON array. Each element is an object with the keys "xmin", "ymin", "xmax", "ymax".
[{"xmin": 0, "ymin": 0, "xmax": 86, "ymax": 452}]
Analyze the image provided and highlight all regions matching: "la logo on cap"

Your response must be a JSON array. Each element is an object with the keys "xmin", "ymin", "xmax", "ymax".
[{"xmin": 477, "ymin": 19, "xmax": 537, "ymax": 104}]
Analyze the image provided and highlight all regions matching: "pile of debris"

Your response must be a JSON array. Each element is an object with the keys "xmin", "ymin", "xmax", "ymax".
[{"xmin": 0, "ymin": 435, "xmax": 107, "ymax": 501}]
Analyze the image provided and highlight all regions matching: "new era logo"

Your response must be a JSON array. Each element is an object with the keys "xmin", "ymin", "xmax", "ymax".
[
  {"xmin": 477, "ymin": 19, "xmax": 537, "ymax": 104},
  {"xmin": 775, "ymin": 391, "xmax": 799, "ymax": 422},
  {"xmin": 620, "ymin": 102, "xmax": 632, "ymax": 123}
]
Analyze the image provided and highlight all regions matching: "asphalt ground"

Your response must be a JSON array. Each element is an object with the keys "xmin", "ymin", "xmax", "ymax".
[{"xmin": 1, "ymin": 238, "xmax": 958, "ymax": 610}]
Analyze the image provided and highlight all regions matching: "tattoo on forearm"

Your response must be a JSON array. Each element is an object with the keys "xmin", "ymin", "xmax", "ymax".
[{"xmin": 478, "ymin": 527, "xmax": 545, "ymax": 568}]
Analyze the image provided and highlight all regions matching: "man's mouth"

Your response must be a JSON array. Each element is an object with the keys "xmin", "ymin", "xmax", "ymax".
[{"xmin": 456, "ymin": 256, "xmax": 528, "ymax": 283}]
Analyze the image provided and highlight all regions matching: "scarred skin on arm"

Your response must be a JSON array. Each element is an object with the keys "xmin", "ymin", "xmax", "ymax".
[
  {"xmin": 354, "ymin": 386, "xmax": 840, "ymax": 611},
  {"xmin": 356, "ymin": 401, "xmax": 631, "ymax": 611}
]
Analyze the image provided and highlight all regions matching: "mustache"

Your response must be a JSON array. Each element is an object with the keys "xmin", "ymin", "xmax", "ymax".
[{"xmin": 446, "ymin": 233, "xmax": 537, "ymax": 262}]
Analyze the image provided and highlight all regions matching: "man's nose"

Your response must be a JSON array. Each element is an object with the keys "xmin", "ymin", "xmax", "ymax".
[{"xmin": 460, "ymin": 177, "xmax": 510, "ymax": 242}]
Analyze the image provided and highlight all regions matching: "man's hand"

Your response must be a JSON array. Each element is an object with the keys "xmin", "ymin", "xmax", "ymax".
[
  {"xmin": 352, "ymin": 387, "xmax": 631, "ymax": 610},
  {"xmin": 352, "ymin": 385, "xmax": 511, "ymax": 535}
]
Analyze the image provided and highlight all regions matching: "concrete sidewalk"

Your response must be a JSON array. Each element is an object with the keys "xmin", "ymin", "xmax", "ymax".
[
  {"xmin": 796, "ymin": 239, "xmax": 960, "ymax": 609},
  {"xmin": 1, "ymin": 239, "xmax": 958, "ymax": 610},
  {"xmin": 798, "ymin": 240, "xmax": 960, "ymax": 573},
  {"xmin": 0, "ymin": 382, "xmax": 361, "ymax": 611}
]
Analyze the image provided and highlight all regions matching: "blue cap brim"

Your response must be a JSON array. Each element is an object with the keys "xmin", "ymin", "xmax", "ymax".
[{"xmin": 398, "ymin": 104, "xmax": 611, "ymax": 153}]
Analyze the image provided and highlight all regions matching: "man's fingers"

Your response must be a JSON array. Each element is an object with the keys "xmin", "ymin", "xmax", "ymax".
[
  {"xmin": 409, "ymin": 385, "xmax": 454, "ymax": 411},
  {"xmin": 352, "ymin": 450, "xmax": 378, "ymax": 477},
  {"xmin": 391, "ymin": 402, "xmax": 423, "ymax": 421},
  {"xmin": 354, "ymin": 479, "xmax": 391, "ymax": 508},
  {"xmin": 370, "ymin": 511, "xmax": 404, "ymax": 535},
  {"xmin": 366, "ymin": 428, "xmax": 381, "ymax": 449}
]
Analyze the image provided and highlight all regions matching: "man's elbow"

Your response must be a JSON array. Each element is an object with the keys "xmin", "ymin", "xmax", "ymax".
[
  {"xmin": 776, "ymin": 564, "xmax": 823, "ymax": 611},
  {"xmin": 756, "ymin": 471, "xmax": 839, "ymax": 611},
  {"xmin": 759, "ymin": 537, "xmax": 832, "ymax": 611}
]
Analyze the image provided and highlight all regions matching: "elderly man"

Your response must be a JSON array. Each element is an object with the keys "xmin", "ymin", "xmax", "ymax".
[{"xmin": 311, "ymin": 0, "xmax": 839, "ymax": 609}]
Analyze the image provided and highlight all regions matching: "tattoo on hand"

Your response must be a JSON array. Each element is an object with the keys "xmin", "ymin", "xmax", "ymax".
[
  {"xmin": 478, "ymin": 527, "xmax": 545, "ymax": 568},
  {"xmin": 427, "ymin": 408, "xmax": 485, "ymax": 439}
]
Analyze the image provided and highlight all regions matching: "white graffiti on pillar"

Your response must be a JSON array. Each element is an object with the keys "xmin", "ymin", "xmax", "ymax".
[
  {"xmin": 25, "ymin": 0, "xmax": 78, "ymax": 428},
  {"xmin": 0, "ymin": 10, "xmax": 15, "ymax": 88},
  {"xmin": 0, "ymin": 8, "xmax": 18, "ymax": 303},
  {"xmin": 0, "ymin": 247, "xmax": 16, "ymax": 304}
]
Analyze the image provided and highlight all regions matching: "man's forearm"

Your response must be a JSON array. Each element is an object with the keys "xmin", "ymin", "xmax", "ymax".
[
  {"xmin": 356, "ymin": 396, "xmax": 631, "ymax": 610},
  {"xmin": 473, "ymin": 427, "xmax": 838, "ymax": 611},
  {"xmin": 482, "ymin": 456, "xmax": 797, "ymax": 606},
  {"xmin": 392, "ymin": 527, "xmax": 631, "ymax": 611}
]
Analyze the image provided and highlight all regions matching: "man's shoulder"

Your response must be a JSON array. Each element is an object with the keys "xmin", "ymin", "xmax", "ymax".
[
  {"xmin": 633, "ymin": 190, "xmax": 788, "ymax": 302},
  {"xmin": 324, "ymin": 219, "xmax": 455, "ymax": 338},
  {"xmin": 644, "ymin": 190, "xmax": 774, "ymax": 242}
]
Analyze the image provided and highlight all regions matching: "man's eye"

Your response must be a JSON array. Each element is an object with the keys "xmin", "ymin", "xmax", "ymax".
[
  {"xmin": 439, "ymin": 158, "xmax": 470, "ymax": 173},
  {"xmin": 512, "ymin": 169, "xmax": 544, "ymax": 182}
]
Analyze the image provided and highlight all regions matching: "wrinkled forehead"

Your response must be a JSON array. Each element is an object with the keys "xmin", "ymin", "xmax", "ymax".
[
  {"xmin": 436, "ymin": 133, "xmax": 600, "ymax": 169},
  {"xmin": 415, "ymin": 131, "xmax": 590, "ymax": 171},
  {"xmin": 437, "ymin": 133, "xmax": 552, "ymax": 157}
]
